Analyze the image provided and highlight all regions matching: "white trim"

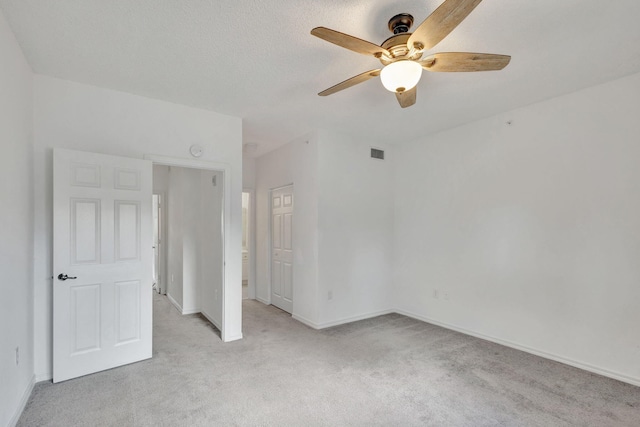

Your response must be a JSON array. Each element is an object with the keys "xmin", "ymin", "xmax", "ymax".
[
  {"xmin": 295, "ymin": 306, "xmax": 640, "ymax": 387},
  {"xmin": 181, "ymin": 307, "xmax": 200, "ymax": 315},
  {"xmin": 145, "ymin": 154, "xmax": 230, "ymax": 172},
  {"xmin": 256, "ymin": 296, "xmax": 270, "ymax": 305},
  {"xmin": 291, "ymin": 313, "xmax": 318, "ymax": 329},
  {"xmin": 395, "ymin": 308, "xmax": 640, "ymax": 388},
  {"xmin": 223, "ymin": 333, "xmax": 243, "ymax": 342},
  {"xmin": 9, "ymin": 374, "xmax": 35, "ymax": 427},
  {"xmin": 242, "ymin": 187, "xmax": 256, "ymax": 300},
  {"xmin": 166, "ymin": 293, "xmax": 183, "ymax": 313},
  {"xmin": 201, "ymin": 307, "xmax": 235, "ymax": 340},
  {"xmin": 152, "ymin": 191, "xmax": 167, "ymax": 295},
  {"xmin": 201, "ymin": 310, "xmax": 222, "ymax": 331},
  {"xmin": 35, "ymin": 373, "xmax": 52, "ymax": 382},
  {"xmin": 145, "ymin": 154, "xmax": 231, "ymax": 342},
  {"xmin": 293, "ymin": 309, "xmax": 394, "ymax": 330}
]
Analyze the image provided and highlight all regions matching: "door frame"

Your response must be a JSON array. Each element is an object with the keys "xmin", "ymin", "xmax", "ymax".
[
  {"xmin": 152, "ymin": 191, "xmax": 167, "ymax": 295},
  {"xmin": 145, "ymin": 154, "xmax": 235, "ymax": 342},
  {"xmin": 268, "ymin": 184, "xmax": 293, "ymax": 312},
  {"xmin": 242, "ymin": 188, "xmax": 256, "ymax": 300}
]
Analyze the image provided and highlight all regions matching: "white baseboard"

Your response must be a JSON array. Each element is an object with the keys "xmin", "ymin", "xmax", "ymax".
[
  {"xmin": 293, "ymin": 309, "xmax": 394, "ymax": 330},
  {"xmin": 256, "ymin": 296, "xmax": 270, "ymax": 305},
  {"xmin": 9, "ymin": 374, "xmax": 35, "ymax": 427},
  {"xmin": 291, "ymin": 313, "xmax": 318, "ymax": 329},
  {"xmin": 223, "ymin": 333, "xmax": 243, "ymax": 342},
  {"xmin": 200, "ymin": 310, "xmax": 243, "ymax": 343},
  {"xmin": 395, "ymin": 308, "xmax": 640, "ymax": 388},
  {"xmin": 166, "ymin": 293, "xmax": 200, "ymax": 315},
  {"xmin": 35, "ymin": 373, "xmax": 52, "ymax": 382},
  {"xmin": 200, "ymin": 310, "xmax": 221, "ymax": 331},
  {"xmin": 296, "ymin": 306, "xmax": 640, "ymax": 387},
  {"xmin": 166, "ymin": 293, "xmax": 182, "ymax": 313}
]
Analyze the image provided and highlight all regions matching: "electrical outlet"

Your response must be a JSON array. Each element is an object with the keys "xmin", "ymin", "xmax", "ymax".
[
  {"xmin": 328, "ymin": 291, "xmax": 333, "ymax": 300},
  {"xmin": 214, "ymin": 289, "xmax": 218, "ymax": 301},
  {"xmin": 433, "ymin": 289, "xmax": 439, "ymax": 299},
  {"xmin": 171, "ymin": 274, "xmax": 174, "ymax": 284},
  {"xmin": 444, "ymin": 292, "xmax": 450, "ymax": 301},
  {"xmin": 15, "ymin": 347, "xmax": 19, "ymax": 366}
]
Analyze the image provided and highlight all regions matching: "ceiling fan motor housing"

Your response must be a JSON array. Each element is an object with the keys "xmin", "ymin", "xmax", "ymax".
[
  {"xmin": 378, "ymin": 14, "xmax": 424, "ymax": 65},
  {"xmin": 380, "ymin": 33, "xmax": 423, "ymax": 65},
  {"xmin": 388, "ymin": 14, "xmax": 414, "ymax": 34}
]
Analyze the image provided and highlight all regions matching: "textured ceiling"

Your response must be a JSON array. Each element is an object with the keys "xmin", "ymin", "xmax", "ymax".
[{"xmin": 2, "ymin": 0, "xmax": 640, "ymax": 157}]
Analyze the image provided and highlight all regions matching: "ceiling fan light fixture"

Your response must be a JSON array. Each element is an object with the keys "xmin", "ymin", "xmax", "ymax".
[
  {"xmin": 311, "ymin": 0, "xmax": 511, "ymax": 108},
  {"xmin": 380, "ymin": 60, "xmax": 422, "ymax": 93}
]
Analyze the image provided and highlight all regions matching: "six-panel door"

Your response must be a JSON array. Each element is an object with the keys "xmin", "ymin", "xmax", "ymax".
[
  {"xmin": 271, "ymin": 185, "xmax": 293, "ymax": 313},
  {"xmin": 53, "ymin": 148, "xmax": 152, "ymax": 383}
]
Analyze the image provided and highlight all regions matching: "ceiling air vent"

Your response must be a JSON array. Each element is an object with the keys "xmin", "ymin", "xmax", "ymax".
[{"xmin": 370, "ymin": 148, "xmax": 385, "ymax": 160}]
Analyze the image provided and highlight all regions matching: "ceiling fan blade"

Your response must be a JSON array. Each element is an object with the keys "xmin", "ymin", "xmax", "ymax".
[
  {"xmin": 311, "ymin": 27, "xmax": 390, "ymax": 57},
  {"xmin": 318, "ymin": 69, "xmax": 381, "ymax": 96},
  {"xmin": 395, "ymin": 87, "xmax": 417, "ymax": 108},
  {"xmin": 408, "ymin": 0, "xmax": 483, "ymax": 51},
  {"xmin": 420, "ymin": 53, "xmax": 511, "ymax": 72}
]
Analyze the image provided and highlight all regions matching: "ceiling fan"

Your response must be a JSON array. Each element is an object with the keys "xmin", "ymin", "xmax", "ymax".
[{"xmin": 311, "ymin": 0, "xmax": 511, "ymax": 108}]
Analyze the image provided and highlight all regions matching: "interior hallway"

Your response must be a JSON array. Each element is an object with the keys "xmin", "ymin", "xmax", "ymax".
[{"xmin": 18, "ymin": 295, "xmax": 640, "ymax": 426}]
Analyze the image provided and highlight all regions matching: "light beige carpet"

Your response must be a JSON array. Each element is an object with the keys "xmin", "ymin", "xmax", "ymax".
[{"xmin": 18, "ymin": 294, "xmax": 640, "ymax": 426}]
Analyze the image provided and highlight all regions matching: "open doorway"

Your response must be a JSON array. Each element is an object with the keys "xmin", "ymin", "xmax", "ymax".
[
  {"xmin": 242, "ymin": 189, "xmax": 256, "ymax": 301},
  {"xmin": 242, "ymin": 192, "xmax": 249, "ymax": 299},
  {"xmin": 242, "ymin": 191, "xmax": 256, "ymax": 300},
  {"xmin": 146, "ymin": 153, "xmax": 241, "ymax": 343},
  {"xmin": 152, "ymin": 193, "xmax": 166, "ymax": 294},
  {"xmin": 152, "ymin": 163, "xmax": 225, "ymax": 333}
]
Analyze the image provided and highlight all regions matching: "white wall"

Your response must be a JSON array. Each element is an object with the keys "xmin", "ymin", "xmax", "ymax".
[
  {"xmin": 242, "ymin": 156, "xmax": 256, "ymax": 299},
  {"xmin": 166, "ymin": 167, "xmax": 185, "ymax": 308},
  {"xmin": 393, "ymin": 71, "xmax": 640, "ymax": 385},
  {"xmin": 181, "ymin": 167, "xmax": 203, "ymax": 313},
  {"xmin": 254, "ymin": 131, "xmax": 394, "ymax": 328},
  {"xmin": 200, "ymin": 170, "xmax": 224, "ymax": 326},
  {"xmin": 255, "ymin": 133, "xmax": 320, "ymax": 324},
  {"xmin": 316, "ymin": 132, "xmax": 394, "ymax": 326},
  {"xmin": 0, "ymin": 11, "xmax": 34, "ymax": 426},
  {"xmin": 33, "ymin": 75, "xmax": 243, "ymax": 379},
  {"xmin": 243, "ymin": 156, "xmax": 256, "ymax": 189},
  {"xmin": 153, "ymin": 164, "xmax": 170, "ymax": 193}
]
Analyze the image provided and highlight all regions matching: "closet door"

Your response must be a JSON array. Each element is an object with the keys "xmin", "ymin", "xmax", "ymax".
[{"xmin": 271, "ymin": 185, "xmax": 293, "ymax": 313}]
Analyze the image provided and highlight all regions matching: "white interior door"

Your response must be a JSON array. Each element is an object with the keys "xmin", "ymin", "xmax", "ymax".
[
  {"xmin": 271, "ymin": 185, "xmax": 293, "ymax": 313},
  {"xmin": 53, "ymin": 148, "xmax": 153, "ymax": 383}
]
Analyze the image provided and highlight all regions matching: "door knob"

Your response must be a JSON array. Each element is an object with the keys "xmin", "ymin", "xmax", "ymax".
[{"xmin": 57, "ymin": 274, "xmax": 77, "ymax": 281}]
